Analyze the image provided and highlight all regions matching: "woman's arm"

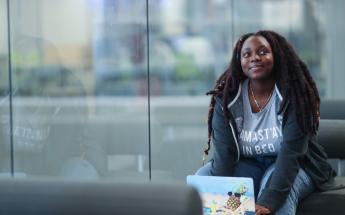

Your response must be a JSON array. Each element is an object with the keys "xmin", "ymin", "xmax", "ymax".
[
  {"xmin": 257, "ymin": 105, "xmax": 309, "ymax": 212},
  {"xmin": 208, "ymin": 97, "xmax": 238, "ymax": 176}
]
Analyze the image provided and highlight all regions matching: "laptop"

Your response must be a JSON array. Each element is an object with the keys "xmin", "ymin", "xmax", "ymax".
[{"xmin": 187, "ymin": 175, "xmax": 255, "ymax": 215}]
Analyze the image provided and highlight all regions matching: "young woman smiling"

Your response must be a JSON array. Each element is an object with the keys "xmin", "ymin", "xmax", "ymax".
[{"xmin": 196, "ymin": 30, "xmax": 336, "ymax": 215}]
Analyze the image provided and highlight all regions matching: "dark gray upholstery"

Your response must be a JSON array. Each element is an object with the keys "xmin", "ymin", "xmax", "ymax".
[
  {"xmin": 297, "ymin": 177, "xmax": 345, "ymax": 215},
  {"xmin": 297, "ymin": 119, "xmax": 345, "ymax": 214},
  {"xmin": 0, "ymin": 179, "xmax": 202, "ymax": 215},
  {"xmin": 318, "ymin": 119, "xmax": 345, "ymax": 159},
  {"xmin": 320, "ymin": 99, "xmax": 345, "ymax": 120}
]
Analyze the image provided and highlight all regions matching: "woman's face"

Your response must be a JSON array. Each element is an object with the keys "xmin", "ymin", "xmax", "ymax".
[{"xmin": 240, "ymin": 35, "xmax": 274, "ymax": 81}]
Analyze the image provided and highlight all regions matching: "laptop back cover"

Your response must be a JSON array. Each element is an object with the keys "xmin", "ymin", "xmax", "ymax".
[{"xmin": 187, "ymin": 175, "xmax": 255, "ymax": 215}]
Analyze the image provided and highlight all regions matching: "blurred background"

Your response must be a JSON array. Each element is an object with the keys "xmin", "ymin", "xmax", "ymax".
[{"xmin": 0, "ymin": 0, "xmax": 344, "ymax": 182}]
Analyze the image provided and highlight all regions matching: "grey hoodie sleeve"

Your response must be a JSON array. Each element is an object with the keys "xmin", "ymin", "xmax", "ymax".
[
  {"xmin": 209, "ymin": 97, "xmax": 238, "ymax": 176},
  {"xmin": 257, "ymin": 105, "xmax": 309, "ymax": 212}
]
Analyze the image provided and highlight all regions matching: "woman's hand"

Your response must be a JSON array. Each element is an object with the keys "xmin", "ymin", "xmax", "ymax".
[{"xmin": 255, "ymin": 204, "xmax": 271, "ymax": 215}]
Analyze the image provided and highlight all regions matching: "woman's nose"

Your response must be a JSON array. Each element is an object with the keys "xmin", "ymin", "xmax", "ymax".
[{"xmin": 250, "ymin": 54, "xmax": 260, "ymax": 62}]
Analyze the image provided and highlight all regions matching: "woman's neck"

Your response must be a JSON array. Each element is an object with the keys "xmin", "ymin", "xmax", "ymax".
[{"xmin": 249, "ymin": 78, "xmax": 275, "ymax": 96}]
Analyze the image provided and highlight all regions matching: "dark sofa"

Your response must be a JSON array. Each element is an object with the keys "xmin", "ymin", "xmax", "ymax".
[
  {"xmin": 297, "ymin": 98, "xmax": 345, "ymax": 215},
  {"xmin": 320, "ymin": 99, "xmax": 345, "ymax": 120},
  {"xmin": 0, "ymin": 179, "xmax": 202, "ymax": 215}
]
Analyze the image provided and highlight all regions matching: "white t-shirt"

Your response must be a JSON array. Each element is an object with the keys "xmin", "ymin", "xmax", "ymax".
[{"xmin": 236, "ymin": 79, "xmax": 283, "ymax": 157}]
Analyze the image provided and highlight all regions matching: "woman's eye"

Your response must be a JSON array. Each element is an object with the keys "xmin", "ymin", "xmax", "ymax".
[
  {"xmin": 259, "ymin": 50, "xmax": 265, "ymax": 55},
  {"xmin": 242, "ymin": 53, "xmax": 249, "ymax": 58}
]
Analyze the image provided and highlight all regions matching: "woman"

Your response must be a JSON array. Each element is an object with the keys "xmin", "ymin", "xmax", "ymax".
[{"xmin": 196, "ymin": 30, "xmax": 336, "ymax": 214}]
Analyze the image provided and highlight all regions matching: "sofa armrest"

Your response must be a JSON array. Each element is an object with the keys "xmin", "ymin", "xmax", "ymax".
[
  {"xmin": 0, "ymin": 179, "xmax": 202, "ymax": 215},
  {"xmin": 320, "ymin": 99, "xmax": 345, "ymax": 120},
  {"xmin": 318, "ymin": 119, "xmax": 345, "ymax": 159}
]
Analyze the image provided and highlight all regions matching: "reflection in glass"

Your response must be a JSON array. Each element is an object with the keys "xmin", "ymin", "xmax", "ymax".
[
  {"xmin": 149, "ymin": 0, "xmax": 233, "ymax": 181},
  {"xmin": 1, "ymin": 0, "xmax": 149, "ymax": 180},
  {"xmin": 0, "ymin": 0, "xmax": 12, "ymax": 177}
]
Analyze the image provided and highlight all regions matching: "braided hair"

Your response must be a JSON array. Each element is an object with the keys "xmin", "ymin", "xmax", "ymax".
[{"xmin": 203, "ymin": 30, "xmax": 320, "ymax": 159}]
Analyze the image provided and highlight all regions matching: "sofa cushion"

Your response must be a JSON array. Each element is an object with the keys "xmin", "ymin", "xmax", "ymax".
[
  {"xmin": 320, "ymin": 99, "xmax": 345, "ymax": 120},
  {"xmin": 0, "ymin": 179, "xmax": 202, "ymax": 215},
  {"xmin": 318, "ymin": 120, "xmax": 345, "ymax": 159},
  {"xmin": 297, "ymin": 177, "xmax": 345, "ymax": 215}
]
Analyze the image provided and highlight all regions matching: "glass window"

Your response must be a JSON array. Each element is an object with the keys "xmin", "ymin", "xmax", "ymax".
[
  {"xmin": 0, "ymin": 0, "xmax": 344, "ymax": 183},
  {"xmin": 149, "ymin": 0, "xmax": 234, "ymax": 181},
  {"xmin": 5, "ymin": 0, "xmax": 149, "ymax": 180},
  {"xmin": 0, "ymin": 0, "xmax": 12, "ymax": 177}
]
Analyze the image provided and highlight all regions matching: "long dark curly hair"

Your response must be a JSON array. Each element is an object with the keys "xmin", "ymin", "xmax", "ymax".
[{"xmin": 204, "ymin": 30, "xmax": 320, "ymax": 157}]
